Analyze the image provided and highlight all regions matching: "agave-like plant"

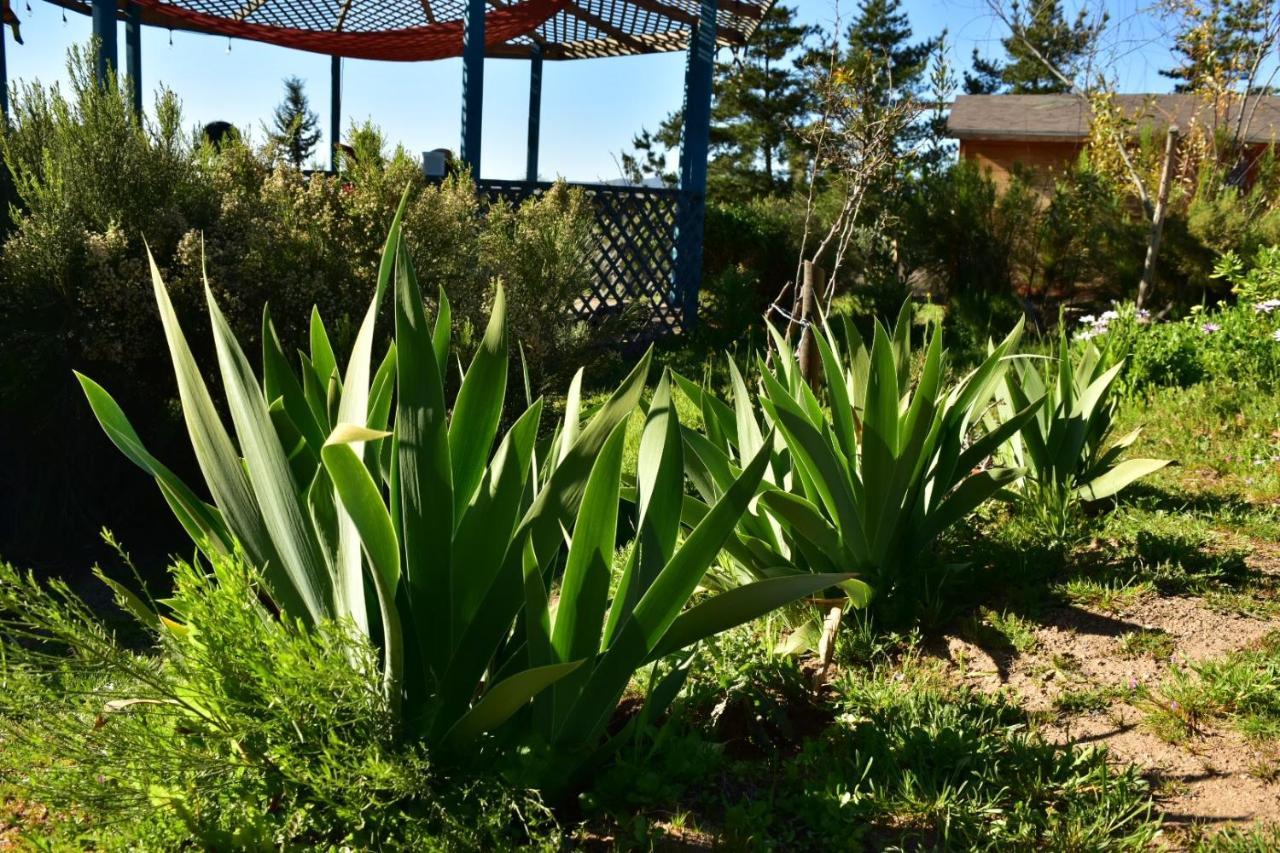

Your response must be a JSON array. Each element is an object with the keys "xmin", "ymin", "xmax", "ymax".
[
  {"xmin": 675, "ymin": 304, "xmax": 1039, "ymax": 617},
  {"xmin": 78, "ymin": 200, "xmax": 847, "ymax": 775},
  {"xmin": 985, "ymin": 328, "xmax": 1171, "ymax": 529}
]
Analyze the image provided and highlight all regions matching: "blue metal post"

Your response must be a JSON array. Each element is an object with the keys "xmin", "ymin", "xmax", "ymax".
[
  {"xmin": 526, "ymin": 44, "xmax": 542, "ymax": 183},
  {"xmin": 0, "ymin": 17, "xmax": 7, "ymax": 123},
  {"xmin": 125, "ymin": 2, "xmax": 142, "ymax": 115},
  {"xmin": 676, "ymin": 1, "xmax": 717, "ymax": 330},
  {"xmin": 330, "ymin": 55, "xmax": 342, "ymax": 173},
  {"xmin": 460, "ymin": 0, "xmax": 485, "ymax": 177},
  {"xmin": 91, "ymin": 0, "xmax": 119, "ymax": 85}
]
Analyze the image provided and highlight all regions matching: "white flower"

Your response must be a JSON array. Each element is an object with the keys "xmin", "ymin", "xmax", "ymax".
[
  {"xmin": 1079, "ymin": 314, "xmax": 1096, "ymax": 325},
  {"xmin": 1100, "ymin": 310, "xmax": 1119, "ymax": 321},
  {"xmin": 1272, "ymin": 329, "xmax": 1280, "ymax": 342}
]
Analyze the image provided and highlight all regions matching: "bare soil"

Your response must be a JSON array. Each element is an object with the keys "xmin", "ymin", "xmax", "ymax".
[{"xmin": 930, "ymin": 541, "xmax": 1280, "ymax": 844}]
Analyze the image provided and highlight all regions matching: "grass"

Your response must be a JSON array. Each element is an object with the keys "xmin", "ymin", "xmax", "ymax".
[
  {"xmin": 9, "ymin": 337, "xmax": 1280, "ymax": 847},
  {"xmin": 1119, "ymin": 629, "xmax": 1177, "ymax": 660},
  {"xmin": 1141, "ymin": 632, "xmax": 1280, "ymax": 747},
  {"xmin": 584, "ymin": 632, "xmax": 1160, "ymax": 850}
]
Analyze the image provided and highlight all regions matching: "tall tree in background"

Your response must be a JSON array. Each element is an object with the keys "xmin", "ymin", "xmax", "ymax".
[
  {"xmin": 619, "ymin": 4, "xmax": 813, "ymax": 199},
  {"xmin": 269, "ymin": 77, "xmax": 321, "ymax": 169},
  {"xmin": 845, "ymin": 0, "xmax": 936, "ymax": 102},
  {"xmin": 1160, "ymin": 0, "xmax": 1279, "ymax": 95},
  {"xmin": 964, "ymin": 0, "xmax": 1104, "ymax": 94},
  {"xmin": 711, "ymin": 4, "xmax": 815, "ymax": 197}
]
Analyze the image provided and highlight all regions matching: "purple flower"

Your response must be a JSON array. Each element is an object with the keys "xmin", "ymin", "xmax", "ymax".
[
  {"xmin": 1128, "ymin": 678, "xmax": 1138, "ymax": 690},
  {"xmin": 1254, "ymin": 299, "xmax": 1280, "ymax": 314},
  {"xmin": 1202, "ymin": 322, "xmax": 1221, "ymax": 334}
]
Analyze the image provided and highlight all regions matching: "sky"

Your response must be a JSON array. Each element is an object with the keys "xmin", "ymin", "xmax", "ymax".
[{"xmin": 7, "ymin": 0, "xmax": 1189, "ymax": 181}]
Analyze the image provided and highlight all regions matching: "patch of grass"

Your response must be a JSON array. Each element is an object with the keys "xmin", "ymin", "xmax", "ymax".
[
  {"xmin": 1119, "ymin": 629, "xmax": 1177, "ymax": 660},
  {"xmin": 588, "ymin": 629, "xmax": 1160, "ymax": 850},
  {"xmin": 1185, "ymin": 820, "xmax": 1280, "ymax": 851},
  {"xmin": 958, "ymin": 607, "xmax": 1040, "ymax": 654},
  {"xmin": 1057, "ymin": 575, "xmax": 1154, "ymax": 614},
  {"xmin": 1053, "ymin": 685, "xmax": 1120, "ymax": 715},
  {"xmin": 1141, "ymin": 632, "xmax": 1280, "ymax": 748}
]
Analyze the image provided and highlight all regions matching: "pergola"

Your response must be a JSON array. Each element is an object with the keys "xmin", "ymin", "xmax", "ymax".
[{"xmin": 14, "ymin": 0, "xmax": 776, "ymax": 330}]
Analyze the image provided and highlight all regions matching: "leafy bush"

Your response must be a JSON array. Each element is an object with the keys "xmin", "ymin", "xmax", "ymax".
[
  {"xmin": 1213, "ymin": 244, "xmax": 1280, "ymax": 305},
  {"xmin": 78, "ymin": 207, "xmax": 836, "ymax": 795},
  {"xmin": 0, "ymin": 553, "xmax": 557, "ymax": 849},
  {"xmin": 1087, "ymin": 298, "xmax": 1280, "ymax": 397},
  {"xmin": 0, "ymin": 49, "xmax": 599, "ymax": 569},
  {"xmin": 989, "ymin": 329, "xmax": 1170, "ymax": 545},
  {"xmin": 675, "ymin": 304, "xmax": 1034, "ymax": 624},
  {"xmin": 700, "ymin": 198, "xmax": 802, "ymax": 345}
]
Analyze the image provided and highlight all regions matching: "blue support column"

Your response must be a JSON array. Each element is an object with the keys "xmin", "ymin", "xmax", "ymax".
[
  {"xmin": 0, "ymin": 17, "xmax": 8, "ymax": 123},
  {"xmin": 525, "ymin": 44, "xmax": 542, "ymax": 183},
  {"xmin": 330, "ymin": 55, "xmax": 342, "ymax": 173},
  {"xmin": 91, "ymin": 0, "xmax": 119, "ymax": 85},
  {"xmin": 675, "ymin": 0, "xmax": 717, "ymax": 330},
  {"xmin": 459, "ymin": 0, "xmax": 485, "ymax": 178},
  {"xmin": 125, "ymin": 2, "xmax": 142, "ymax": 115}
]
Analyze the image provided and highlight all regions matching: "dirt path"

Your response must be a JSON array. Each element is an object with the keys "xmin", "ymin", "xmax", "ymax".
[{"xmin": 931, "ymin": 543, "xmax": 1280, "ymax": 839}]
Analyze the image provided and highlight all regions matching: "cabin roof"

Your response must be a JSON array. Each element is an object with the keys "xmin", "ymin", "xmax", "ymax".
[{"xmin": 948, "ymin": 94, "xmax": 1280, "ymax": 145}]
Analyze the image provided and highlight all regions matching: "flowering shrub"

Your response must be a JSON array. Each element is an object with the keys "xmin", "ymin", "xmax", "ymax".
[{"xmin": 1081, "ymin": 296, "xmax": 1280, "ymax": 398}]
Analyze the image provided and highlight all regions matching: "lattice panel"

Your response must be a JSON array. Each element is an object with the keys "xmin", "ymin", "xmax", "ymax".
[{"xmin": 479, "ymin": 180, "xmax": 692, "ymax": 336}]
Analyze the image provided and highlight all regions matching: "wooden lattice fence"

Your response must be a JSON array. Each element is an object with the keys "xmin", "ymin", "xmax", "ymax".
[{"xmin": 478, "ymin": 179, "xmax": 700, "ymax": 336}]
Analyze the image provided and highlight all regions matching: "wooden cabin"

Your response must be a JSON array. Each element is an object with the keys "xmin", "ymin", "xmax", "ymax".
[{"xmin": 948, "ymin": 94, "xmax": 1280, "ymax": 193}]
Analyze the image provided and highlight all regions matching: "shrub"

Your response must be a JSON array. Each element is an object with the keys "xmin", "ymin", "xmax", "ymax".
[
  {"xmin": 1086, "ymin": 297, "xmax": 1280, "ymax": 397},
  {"xmin": 1213, "ymin": 244, "xmax": 1280, "ymax": 305},
  {"xmin": 0, "ymin": 48, "xmax": 599, "ymax": 570},
  {"xmin": 0, "ymin": 553, "xmax": 557, "ymax": 849},
  {"xmin": 78, "ymin": 207, "xmax": 838, "ymax": 795}
]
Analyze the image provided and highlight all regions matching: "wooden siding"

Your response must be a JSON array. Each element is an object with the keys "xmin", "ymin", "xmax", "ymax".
[{"xmin": 958, "ymin": 138, "xmax": 1085, "ymax": 194}]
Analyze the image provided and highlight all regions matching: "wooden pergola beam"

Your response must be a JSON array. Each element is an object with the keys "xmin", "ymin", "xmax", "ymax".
[
  {"xmin": 622, "ymin": 0, "xmax": 696, "ymax": 27},
  {"xmin": 563, "ymin": 1, "xmax": 649, "ymax": 54}
]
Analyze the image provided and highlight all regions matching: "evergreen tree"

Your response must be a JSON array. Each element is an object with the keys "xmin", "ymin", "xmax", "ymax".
[
  {"xmin": 964, "ymin": 0, "xmax": 1104, "ymax": 95},
  {"xmin": 619, "ymin": 3, "xmax": 813, "ymax": 199},
  {"xmin": 845, "ymin": 0, "xmax": 936, "ymax": 102},
  {"xmin": 1161, "ymin": 0, "xmax": 1278, "ymax": 94},
  {"xmin": 711, "ymin": 4, "xmax": 815, "ymax": 196},
  {"xmin": 963, "ymin": 49, "xmax": 1004, "ymax": 95},
  {"xmin": 270, "ymin": 76, "xmax": 322, "ymax": 168}
]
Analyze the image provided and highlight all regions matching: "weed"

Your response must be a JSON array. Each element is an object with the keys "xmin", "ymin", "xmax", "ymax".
[
  {"xmin": 1058, "ymin": 576, "xmax": 1154, "ymax": 613},
  {"xmin": 1119, "ymin": 629, "xmax": 1177, "ymax": 660},
  {"xmin": 1054, "ymin": 685, "xmax": 1119, "ymax": 715}
]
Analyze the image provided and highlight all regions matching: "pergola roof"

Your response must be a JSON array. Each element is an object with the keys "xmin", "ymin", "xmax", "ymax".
[{"xmin": 48, "ymin": 0, "xmax": 769, "ymax": 61}]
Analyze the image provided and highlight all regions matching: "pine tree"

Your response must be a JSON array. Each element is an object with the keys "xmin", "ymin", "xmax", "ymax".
[
  {"xmin": 270, "ymin": 77, "xmax": 322, "ymax": 169},
  {"xmin": 845, "ymin": 0, "xmax": 936, "ymax": 102},
  {"xmin": 963, "ymin": 49, "xmax": 1004, "ymax": 95},
  {"xmin": 710, "ymin": 4, "xmax": 815, "ymax": 196},
  {"xmin": 965, "ymin": 0, "xmax": 1104, "ymax": 95},
  {"xmin": 1161, "ymin": 0, "xmax": 1278, "ymax": 94},
  {"xmin": 619, "ymin": 3, "xmax": 813, "ymax": 199}
]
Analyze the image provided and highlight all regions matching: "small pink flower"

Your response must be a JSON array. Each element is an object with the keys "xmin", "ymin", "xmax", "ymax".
[{"xmin": 1202, "ymin": 322, "xmax": 1221, "ymax": 334}]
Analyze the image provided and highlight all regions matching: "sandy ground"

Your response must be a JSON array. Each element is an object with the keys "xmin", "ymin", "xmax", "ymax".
[{"xmin": 930, "ymin": 543, "xmax": 1280, "ymax": 841}]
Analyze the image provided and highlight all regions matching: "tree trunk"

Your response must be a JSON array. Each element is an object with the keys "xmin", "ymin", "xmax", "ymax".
[{"xmin": 1138, "ymin": 125, "xmax": 1180, "ymax": 310}]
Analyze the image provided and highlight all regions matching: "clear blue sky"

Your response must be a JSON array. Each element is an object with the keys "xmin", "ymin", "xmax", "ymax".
[{"xmin": 8, "ymin": 0, "xmax": 1184, "ymax": 181}]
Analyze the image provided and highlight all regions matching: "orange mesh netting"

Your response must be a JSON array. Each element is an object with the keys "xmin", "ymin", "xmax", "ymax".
[{"xmin": 48, "ymin": 0, "xmax": 773, "ymax": 61}]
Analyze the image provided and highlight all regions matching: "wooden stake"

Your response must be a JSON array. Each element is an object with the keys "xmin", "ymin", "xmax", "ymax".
[
  {"xmin": 1138, "ymin": 124, "xmax": 1179, "ymax": 309},
  {"xmin": 797, "ymin": 261, "xmax": 822, "ymax": 391}
]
